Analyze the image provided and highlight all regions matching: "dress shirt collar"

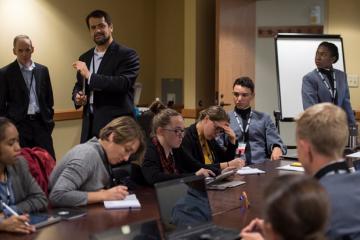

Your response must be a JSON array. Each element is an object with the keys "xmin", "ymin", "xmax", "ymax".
[{"xmin": 17, "ymin": 60, "xmax": 35, "ymax": 71}]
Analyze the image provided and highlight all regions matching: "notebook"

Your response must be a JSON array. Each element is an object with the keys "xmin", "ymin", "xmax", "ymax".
[
  {"xmin": 154, "ymin": 175, "xmax": 240, "ymax": 240},
  {"xmin": 104, "ymin": 194, "xmax": 141, "ymax": 209},
  {"xmin": 89, "ymin": 219, "xmax": 161, "ymax": 240}
]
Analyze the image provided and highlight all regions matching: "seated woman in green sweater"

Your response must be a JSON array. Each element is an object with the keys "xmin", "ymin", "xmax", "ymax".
[
  {"xmin": 49, "ymin": 116, "xmax": 145, "ymax": 207},
  {"xmin": 0, "ymin": 117, "xmax": 47, "ymax": 234}
]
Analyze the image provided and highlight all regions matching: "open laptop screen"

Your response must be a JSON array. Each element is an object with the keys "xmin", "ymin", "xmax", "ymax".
[{"xmin": 154, "ymin": 176, "xmax": 212, "ymax": 234}]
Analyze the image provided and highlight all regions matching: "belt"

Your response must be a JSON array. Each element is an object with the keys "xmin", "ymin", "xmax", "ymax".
[{"xmin": 26, "ymin": 113, "xmax": 41, "ymax": 121}]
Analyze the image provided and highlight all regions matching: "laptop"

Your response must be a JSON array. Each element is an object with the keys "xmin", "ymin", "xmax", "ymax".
[
  {"xmin": 154, "ymin": 175, "xmax": 240, "ymax": 240},
  {"xmin": 89, "ymin": 219, "xmax": 161, "ymax": 240},
  {"xmin": 29, "ymin": 213, "xmax": 61, "ymax": 228},
  {"xmin": 205, "ymin": 170, "xmax": 245, "ymax": 190}
]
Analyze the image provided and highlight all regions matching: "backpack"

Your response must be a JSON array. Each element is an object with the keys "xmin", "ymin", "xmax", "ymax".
[{"xmin": 20, "ymin": 147, "xmax": 55, "ymax": 196}]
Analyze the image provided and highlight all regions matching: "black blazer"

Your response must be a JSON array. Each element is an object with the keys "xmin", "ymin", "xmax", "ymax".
[
  {"xmin": 72, "ymin": 41, "xmax": 140, "ymax": 143},
  {"xmin": 181, "ymin": 123, "xmax": 237, "ymax": 169},
  {"xmin": 0, "ymin": 60, "xmax": 54, "ymax": 131},
  {"xmin": 141, "ymin": 139, "xmax": 208, "ymax": 185}
]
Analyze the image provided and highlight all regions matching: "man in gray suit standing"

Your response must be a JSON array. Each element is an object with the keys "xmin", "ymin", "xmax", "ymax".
[
  {"xmin": 296, "ymin": 103, "xmax": 360, "ymax": 239},
  {"xmin": 302, "ymin": 41, "xmax": 355, "ymax": 126}
]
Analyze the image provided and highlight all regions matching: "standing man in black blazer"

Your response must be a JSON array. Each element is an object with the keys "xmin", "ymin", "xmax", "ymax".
[
  {"xmin": 0, "ymin": 35, "xmax": 55, "ymax": 158},
  {"xmin": 72, "ymin": 9, "xmax": 140, "ymax": 143}
]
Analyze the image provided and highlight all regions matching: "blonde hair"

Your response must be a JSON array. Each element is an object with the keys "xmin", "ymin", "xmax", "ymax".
[
  {"xmin": 198, "ymin": 105, "xmax": 229, "ymax": 122},
  {"xmin": 99, "ymin": 116, "xmax": 145, "ymax": 162},
  {"xmin": 296, "ymin": 103, "xmax": 348, "ymax": 157},
  {"xmin": 152, "ymin": 108, "xmax": 182, "ymax": 136}
]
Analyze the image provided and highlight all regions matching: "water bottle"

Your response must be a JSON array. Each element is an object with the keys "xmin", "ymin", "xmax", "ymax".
[{"xmin": 349, "ymin": 124, "xmax": 358, "ymax": 149}]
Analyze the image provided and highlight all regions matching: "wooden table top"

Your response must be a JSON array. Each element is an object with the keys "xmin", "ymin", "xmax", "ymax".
[{"xmin": 0, "ymin": 160, "xmax": 298, "ymax": 240}]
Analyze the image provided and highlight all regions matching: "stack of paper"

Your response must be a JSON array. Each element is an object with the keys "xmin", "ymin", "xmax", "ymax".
[
  {"xmin": 237, "ymin": 166, "xmax": 265, "ymax": 175},
  {"xmin": 276, "ymin": 164, "xmax": 304, "ymax": 172},
  {"xmin": 104, "ymin": 194, "xmax": 141, "ymax": 209},
  {"xmin": 346, "ymin": 151, "xmax": 360, "ymax": 158}
]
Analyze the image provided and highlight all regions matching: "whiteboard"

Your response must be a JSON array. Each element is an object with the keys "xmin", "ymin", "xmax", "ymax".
[{"xmin": 275, "ymin": 34, "xmax": 345, "ymax": 120}]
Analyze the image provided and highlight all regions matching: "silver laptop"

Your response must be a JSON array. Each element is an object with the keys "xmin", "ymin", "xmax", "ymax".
[{"xmin": 154, "ymin": 176, "xmax": 240, "ymax": 240}]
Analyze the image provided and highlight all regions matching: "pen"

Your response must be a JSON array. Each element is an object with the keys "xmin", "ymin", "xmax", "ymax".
[
  {"xmin": 239, "ymin": 191, "xmax": 250, "ymax": 209},
  {"xmin": 1, "ymin": 201, "xmax": 31, "ymax": 226}
]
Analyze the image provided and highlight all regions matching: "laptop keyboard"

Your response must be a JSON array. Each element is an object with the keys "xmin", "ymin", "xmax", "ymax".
[{"xmin": 171, "ymin": 225, "xmax": 239, "ymax": 240}]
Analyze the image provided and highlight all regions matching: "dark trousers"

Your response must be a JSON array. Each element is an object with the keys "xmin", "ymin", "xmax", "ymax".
[{"xmin": 16, "ymin": 118, "xmax": 56, "ymax": 160}]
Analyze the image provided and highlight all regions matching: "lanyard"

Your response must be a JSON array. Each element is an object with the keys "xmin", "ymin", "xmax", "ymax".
[
  {"xmin": 25, "ymin": 70, "xmax": 35, "ymax": 96},
  {"xmin": 316, "ymin": 68, "xmax": 337, "ymax": 103},
  {"xmin": 234, "ymin": 111, "xmax": 252, "ymax": 141}
]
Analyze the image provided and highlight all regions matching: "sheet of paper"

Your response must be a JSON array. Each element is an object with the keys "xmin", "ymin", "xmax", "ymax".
[
  {"xmin": 276, "ymin": 164, "xmax": 305, "ymax": 172},
  {"xmin": 104, "ymin": 194, "xmax": 141, "ymax": 209},
  {"xmin": 346, "ymin": 151, "xmax": 360, "ymax": 158},
  {"xmin": 237, "ymin": 166, "xmax": 265, "ymax": 175}
]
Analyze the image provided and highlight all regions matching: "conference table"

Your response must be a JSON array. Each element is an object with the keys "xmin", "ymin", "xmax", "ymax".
[{"xmin": 0, "ymin": 160, "xmax": 301, "ymax": 240}]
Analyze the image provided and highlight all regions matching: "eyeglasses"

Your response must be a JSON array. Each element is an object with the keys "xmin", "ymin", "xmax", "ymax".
[
  {"xmin": 232, "ymin": 92, "xmax": 252, "ymax": 98},
  {"xmin": 163, "ymin": 128, "xmax": 185, "ymax": 136}
]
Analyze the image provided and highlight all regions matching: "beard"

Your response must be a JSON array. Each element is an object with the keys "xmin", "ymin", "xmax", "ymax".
[{"xmin": 93, "ymin": 33, "xmax": 110, "ymax": 46}]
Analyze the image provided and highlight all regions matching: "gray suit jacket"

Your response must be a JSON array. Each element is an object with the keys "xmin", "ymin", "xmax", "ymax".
[
  {"xmin": 320, "ymin": 171, "xmax": 360, "ymax": 239},
  {"xmin": 302, "ymin": 69, "xmax": 355, "ymax": 125},
  {"xmin": 6, "ymin": 157, "xmax": 47, "ymax": 213},
  {"xmin": 228, "ymin": 110, "xmax": 286, "ymax": 164}
]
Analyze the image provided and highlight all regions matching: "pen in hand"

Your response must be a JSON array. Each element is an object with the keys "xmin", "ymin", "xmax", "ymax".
[{"xmin": 1, "ymin": 201, "xmax": 31, "ymax": 226}]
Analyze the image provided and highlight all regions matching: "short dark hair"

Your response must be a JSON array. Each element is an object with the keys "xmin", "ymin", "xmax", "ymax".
[
  {"xmin": 233, "ymin": 76, "xmax": 254, "ymax": 93},
  {"xmin": 318, "ymin": 41, "xmax": 339, "ymax": 63},
  {"xmin": 86, "ymin": 9, "xmax": 112, "ymax": 29}
]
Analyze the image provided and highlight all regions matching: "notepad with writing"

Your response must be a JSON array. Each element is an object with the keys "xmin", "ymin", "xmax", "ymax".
[
  {"xmin": 237, "ymin": 166, "xmax": 265, "ymax": 175},
  {"xmin": 104, "ymin": 194, "xmax": 141, "ymax": 209}
]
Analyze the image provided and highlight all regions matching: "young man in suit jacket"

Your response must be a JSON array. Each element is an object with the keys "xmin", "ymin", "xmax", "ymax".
[
  {"xmin": 296, "ymin": 103, "xmax": 360, "ymax": 239},
  {"xmin": 72, "ymin": 9, "xmax": 140, "ymax": 143},
  {"xmin": 227, "ymin": 77, "xmax": 286, "ymax": 164},
  {"xmin": 0, "ymin": 35, "xmax": 55, "ymax": 159},
  {"xmin": 302, "ymin": 41, "xmax": 355, "ymax": 126}
]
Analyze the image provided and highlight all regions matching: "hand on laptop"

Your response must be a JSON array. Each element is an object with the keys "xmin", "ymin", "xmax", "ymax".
[
  {"xmin": 229, "ymin": 158, "xmax": 245, "ymax": 169},
  {"xmin": 102, "ymin": 185, "xmax": 129, "ymax": 200},
  {"xmin": 0, "ymin": 214, "xmax": 36, "ymax": 234},
  {"xmin": 240, "ymin": 218, "xmax": 265, "ymax": 240},
  {"xmin": 195, "ymin": 168, "xmax": 215, "ymax": 178}
]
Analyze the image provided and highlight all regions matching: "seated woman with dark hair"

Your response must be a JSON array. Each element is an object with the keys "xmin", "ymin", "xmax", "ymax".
[
  {"xmin": 141, "ymin": 108, "xmax": 215, "ymax": 185},
  {"xmin": 0, "ymin": 117, "xmax": 47, "ymax": 234},
  {"xmin": 49, "ymin": 116, "xmax": 146, "ymax": 207},
  {"xmin": 181, "ymin": 105, "xmax": 245, "ymax": 171},
  {"xmin": 241, "ymin": 174, "xmax": 329, "ymax": 240}
]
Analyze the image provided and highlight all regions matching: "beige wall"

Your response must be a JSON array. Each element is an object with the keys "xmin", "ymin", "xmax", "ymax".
[
  {"xmin": 328, "ymin": 0, "xmax": 360, "ymax": 109},
  {"xmin": 155, "ymin": 0, "xmax": 184, "ymax": 99}
]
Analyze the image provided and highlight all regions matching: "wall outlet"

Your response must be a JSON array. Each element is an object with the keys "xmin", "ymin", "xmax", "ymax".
[{"xmin": 348, "ymin": 74, "xmax": 359, "ymax": 88}]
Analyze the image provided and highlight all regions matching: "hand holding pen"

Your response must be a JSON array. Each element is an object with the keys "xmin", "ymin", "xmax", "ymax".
[{"xmin": 0, "ymin": 201, "xmax": 35, "ymax": 234}]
